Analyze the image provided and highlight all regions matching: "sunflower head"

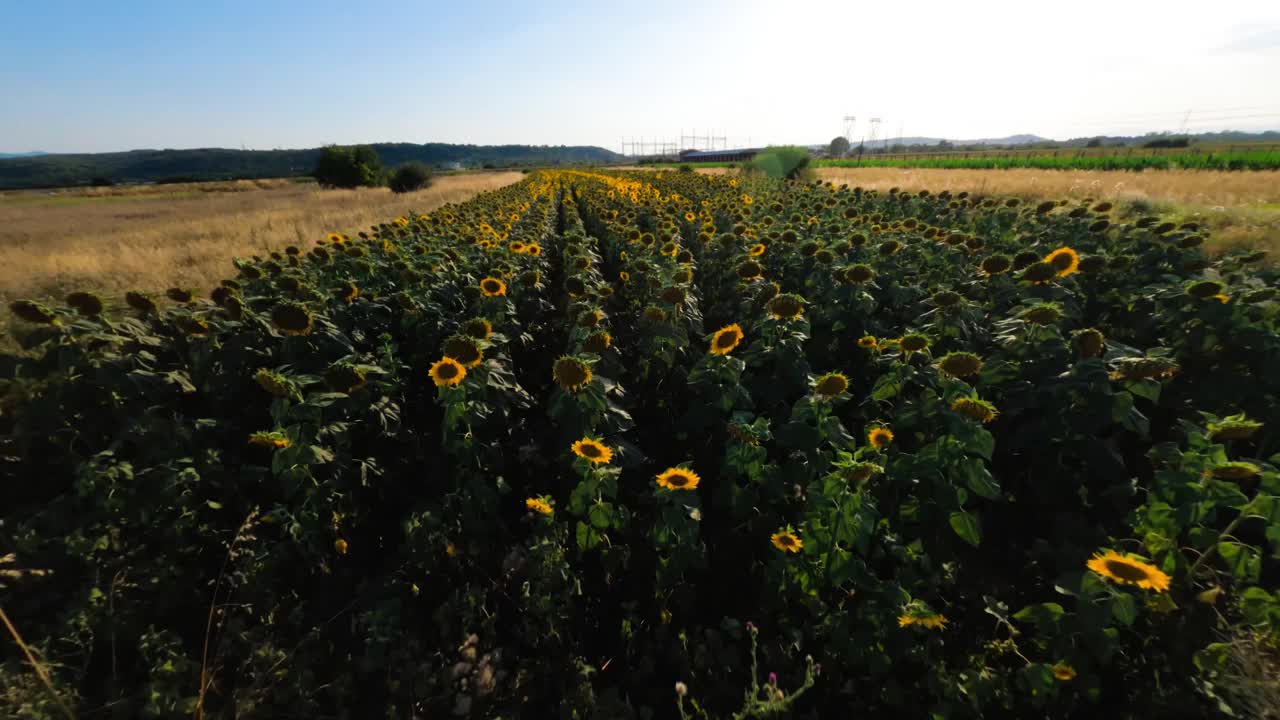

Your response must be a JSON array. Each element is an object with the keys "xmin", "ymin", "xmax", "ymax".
[
  {"xmin": 443, "ymin": 335, "xmax": 484, "ymax": 367},
  {"xmin": 553, "ymin": 356, "xmax": 593, "ymax": 393},
  {"xmin": 271, "ymin": 302, "xmax": 314, "ymax": 335},
  {"xmin": 1186, "ymin": 280, "xmax": 1225, "ymax": 299},
  {"xmin": 518, "ymin": 270, "xmax": 542, "ymax": 288},
  {"xmin": 899, "ymin": 333, "xmax": 929, "ymax": 353},
  {"xmin": 9, "ymin": 300, "xmax": 58, "ymax": 325},
  {"xmin": 951, "ymin": 397, "xmax": 999, "ymax": 423},
  {"xmin": 937, "ymin": 351, "xmax": 983, "ymax": 378},
  {"xmin": 814, "ymin": 372, "xmax": 849, "ymax": 399},
  {"xmin": 868, "ymin": 426, "xmax": 894, "ymax": 450},
  {"xmin": 878, "ymin": 240, "xmax": 902, "ymax": 256},
  {"xmin": 325, "ymin": 362, "xmax": 367, "ymax": 394},
  {"xmin": 770, "ymin": 530, "xmax": 803, "ymax": 554},
  {"xmin": 1020, "ymin": 303, "xmax": 1063, "ymax": 325},
  {"xmin": 737, "ymin": 260, "xmax": 763, "ymax": 281},
  {"xmin": 248, "ymin": 430, "xmax": 291, "ymax": 450},
  {"xmin": 165, "ymin": 287, "xmax": 195, "ymax": 303},
  {"xmin": 767, "ymin": 293, "xmax": 805, "ymax": 321},
  {"xmin": 845, "ymin": 264, "xmax": 875, "ymax": 283},
  {"xmin": 708, "ymin": 323, "xmax": 745, "ymax": 356},
  {"xmin": 656, "ymin": 466, "xmax": 701, "ymax": 491},
  {"xmin": 643, "ymin": 305, "xmax": 668, "ymax": 322},
  {"xmin": 1021, "ymin": 261, "xmax": 1059, "ymax": 284},
  {"xmin": 334, "ymin": 281, "xmax": 359, "ymax": 303},
  {"xmin": 857, "ymin": 335, "xmax": 878, "ymax": 349},
  {"xmin": 1052, "ymin": 664, "xmax": 1077, "ymax": 682},
  {"xmin": 583, "ymin": 331, "xmax": 612, "ymax": 354},
  {"xmin": 1072, "ymin": 328, "xmax": 1106, "ymax": 358},
  {"xmin": 1078, "ymin": 255, "xmax": 1107, "ymax": 273},
  {"xmin": 65, "ymin": 291, "xmax": 105, "ymax": 316},
  {"xmin": 125, "ymin": 291, "xmax": 158, "ymax": 314},
  {"xmin": 578, "ymin": 309, "xmax": 603, "ymax": 328},
  {"xmin": 1211, "ymin": 461, "xmax": 1261, "ymax": 481},
  {"xmin": 749, "ymin": 243, "xmax": 767, "ymax": 257},
  {"xmin": 660, "ymin": 287, "xmax": 688, "ymax": 305},
  {"xmin": 525, "ymin": 497, "xmax": 554, "ymax": 516},
  {"xmin": 571, "ymin": 438, "xmax": 614, "ymax": 465},
  {"xmin": 429, "ymin": 357, "xmax": 467, "ymax": 387},
  {"xmin": 480, "ymin": 277, "xmax": 507, "ymax": 297},
  {"xmin": 254, "ymin": 368, "xmax": 295, "ymax": 398},
  {"xmin": 1207, "ymin": 415, "xmax": 1263, "ymax": 442},
  {"xmin": 843, "ymin": 461, "xmax": 883, "ymax": 486},
  {"xmin": 461, "ymin": 317, "xmax": 493, "ymax": 340},
  {"xmin": 1044, "ymin": 247, "xmax": 1080, "ymax": 276},
  {"xmin": 1108, "ymin": 357, "xmax": 1178, "ymax": 381},
  {"xmin": 1086, "ymin": 550, "xmax": 1171, "ymax": 592},
  {"xmin": 981, "ymin": 255, "xmax": 1012, "ymax": 276},
  {"xmin": 932, "ymin": 290, "xmax": 963, "ymax": 308},
  {"xmin": 898, "ymin": 603, "xmax": 948, "ymax": 630}
]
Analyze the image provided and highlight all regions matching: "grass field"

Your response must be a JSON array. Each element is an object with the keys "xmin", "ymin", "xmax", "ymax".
[
  {"xmin": 817, "ymin": 148, "xmax": 1280, "ymax": 171},
  {"xmin": 811, "ymin": 167, "xmax": 1280, "ymax": 254},
  {"xmin": 0, "ymin": 172, "xmax": 522, "ymax": 319}
]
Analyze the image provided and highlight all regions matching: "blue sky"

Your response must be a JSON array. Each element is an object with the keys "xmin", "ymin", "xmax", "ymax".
[{"xmin": 3, "ymin": 0, "xmax": 1279, "ymax": 153}]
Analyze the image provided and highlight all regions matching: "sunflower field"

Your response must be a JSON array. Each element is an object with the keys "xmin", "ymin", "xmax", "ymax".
[{"xmin": 2, "ymin": 170, "xmax": 1279, "ymax": 718}]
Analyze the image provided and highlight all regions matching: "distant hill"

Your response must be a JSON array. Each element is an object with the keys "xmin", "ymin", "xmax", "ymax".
[
  {"xmin": 851, "ymin": 130, "xmax": 1279, "ymax": 151},
  {"xmin": 0, "ymin": 143, "xmax": 622, "ymax": 189},
  {"xmin": 855, "ymin": 134, "xmax": 1051, "ymax": 149},
  {"xmin": 0, "ymin": 151, "xmax": 48, "ymax": 159}
]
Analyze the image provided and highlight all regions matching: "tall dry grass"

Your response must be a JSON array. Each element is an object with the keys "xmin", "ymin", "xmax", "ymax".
[{"xmin": 0, "ymin": 172, "xmax": 521, "ymax": 306}]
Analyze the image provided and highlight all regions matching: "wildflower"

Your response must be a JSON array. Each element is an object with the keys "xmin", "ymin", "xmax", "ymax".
[{"xmin": 766, "ymin": 293, "xmax": 805, "ymax": 321}]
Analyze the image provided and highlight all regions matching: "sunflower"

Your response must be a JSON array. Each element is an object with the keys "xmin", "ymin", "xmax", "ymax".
[
  {"xmin": 741, "ymin": 194, "xmax": 753, "ymax": 205},
  {"xmin": 324, "ymin": 362, "xmax": 367, "ymax": 393},
  {"xmin": 937, "ymin": 352, "xmax": 983, "ymax": 378},
  {"xmin": 815, "ymin": 372, "xmax": 849, "ymax": 398},
  {"xmin": 619, "ymin": 271, "xmax": 630, "ymax": 283},
  {"xmin": 1208, "ymin": 415, "xmax": 1262, "ymax": 442},
  {"xmin": 643, "ymin": 305, "xmax": 668, "ymax": 322},
  {"xmin": 526, "ymin": 243, "xmax": 543, "ymax": 256},
  {"xmin": 578, "ymin": 309, "xmax": 603, "ymax": 328},
  {"xmin": 857, "ymin": 335, "xmax": 878, "ymax": 349},
  {"xmin": 868, "ymin": 426, "xmax": 894, "ymax": 450},
  {"xmin": 736, "ymin": 260, "xmax": 764, "ymax": 281},
  {"xmin": 553, "ymin": 356, "xmax": 593, "ymax": 392},
  {"xmin": 770, "ymin": 530, "xmax": 803, "ymax": 553},
  {"xmin": 66, "ymin": 291, "xmax": 105, "ymax": 316},
  {"xmin": 898, "ymin": 612, "xmax": 948, "ymax": 630},
  {"xmin": 1211, "ymin": 461, "xmax": 1260, "ymax": 481},
  {"xmin": 951, "ymin": 397, "xmax": 998, "ymax": 423},
  {"xmin": 271, "ymin": 302, "xmax": 314, "ymax": 336},
  {"xmin": 660, "ymin": 242, "xmax": 679, "ymax": 257},
  {"xmin": 571, "ymin": 438, "xmax": 614, "ymax": 465},
  {"xmin": 1086, "ymin": 550, "xmax": 1171, "ymax": 592},
  {"xmin": 479, "ymin": 277, "xmax": 507, "ymax": 296},
  {"xmin": 326, "ymin": 232, "xmax": 345, "ymax": 244},
  {"xmin": 899, "ymin": 333, "xmax": 929, "ymax": 353},
  {"xmin": 429, "ymin": 357, "xmax": 467, "ymax": 387},
  {"xmin": 583, "ymin": 331, "xmax": 612, "ymax": 354},
  {"xmin": 1052, "ymin": 663, "xmax": 1077, "ymax": 682},
  {"xmin": 248, "ymin": 430, "xmax": 291, "ymax": 450},
  {"xmin": 335, "ymin": 281, "xmax": 359, "ymax": 303},
  {"xmin": 461, "ymin": 317, "xmax": 493, "ymax": 340},
  {"xmin": 1044, "ymin": 247, "xmax": 1080, "ymax": 277},
  {"xmin": 334, "ymin": 538, "xmax": 349, "ymax": 555},
  {"xmin": 1020, "ymin": 303, "xmax": 1062, "ymax": 325},
  {"xmin": 685, "ymin": 211, "xmax": 697, "ymax": 222},
  {"xmin": 443, "ymin": 336, "xmax": 484, "ymax": 367},
  {"xmin": 845, "ymin": 264, "xmax": 876, "ymax": 283},
  {"xmin": 767, "ymin": 293, "xmax": 805, "ymax": 321},
  {"xmin": 508, "ymin": 240, "xmax": 527, "ymax": 253},
  {"xmin": 656, "ymin": 467, "xmax": 700, "ymax": 491},
  {"xmin": 125, "ymin": 291, "xmax": 158, "ymax": 314},
  {"xmin": 255, "ymin": 368, "xmax": 293, "ymax": 398},
  {"xmin": 525, "ymin": 497, "xmax": 554, "ymax": 516},
  {"xmin": 843, "ymin": 462, "xmax": 883, "ymax": 485},
  {"xmin": 9, "ymin": 300, "xmax": 58, "ymax": 325},
  {"xmin": 1072, "ymin": 328, "xmax": 1106, "ymax": 358},
  {"xmin": 748, "ymin": 243, "xmax": 766, "ymax": 257}
]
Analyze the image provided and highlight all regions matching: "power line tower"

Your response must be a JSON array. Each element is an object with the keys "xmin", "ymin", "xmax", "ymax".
[
  {"xmin": 843, "ymin": 116, "xmax": 857, "ymax": 144},
  {"xmin": 868, "ymin": 118, "xmax": 882, "ymax": 149}
]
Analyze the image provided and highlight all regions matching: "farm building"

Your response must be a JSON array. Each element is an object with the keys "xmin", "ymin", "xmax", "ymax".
[{"xmin": 678, "ymin": 147, "xmax": 761, "ymax": 163}]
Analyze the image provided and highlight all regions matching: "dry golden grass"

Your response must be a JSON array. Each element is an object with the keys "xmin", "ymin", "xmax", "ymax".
[{"xmin": 0, "ymin": 172, "xmax": 522, "ymax": 307}]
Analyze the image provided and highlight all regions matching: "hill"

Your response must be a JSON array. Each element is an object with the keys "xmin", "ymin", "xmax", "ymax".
[
  {"xmin": 0, "ymin": 143, "xmax": 622, "ymax": 189},
  {"xmin": 0, "ymin": 151, "xmax": 48, "ymax": 159}
]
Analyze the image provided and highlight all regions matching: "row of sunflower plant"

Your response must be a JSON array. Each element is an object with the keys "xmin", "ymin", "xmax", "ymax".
[{"xmin": 1, "ymin": 169, "xmax": 1277, "ymax": 718}]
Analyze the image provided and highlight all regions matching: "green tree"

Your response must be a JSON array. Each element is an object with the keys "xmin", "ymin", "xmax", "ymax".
[
  {"xmin": 388, "ymin": 162, "xmax": 433, "ymax": 193},
  {"xmin": 750, "ymin": 146, "xmax": 811, "ymax": 179},
  {"xmin": 828, "ymin": 136, "xmax": 851, "ymax": 157},
  {"xmin": 313, "ymin": 145, "xmax": 385, "ymax": 188}
]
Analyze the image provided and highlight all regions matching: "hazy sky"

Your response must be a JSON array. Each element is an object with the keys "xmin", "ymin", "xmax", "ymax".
[{"xmin": 3, "ymin": 0, "xmax": 1279, "ymax": 153}]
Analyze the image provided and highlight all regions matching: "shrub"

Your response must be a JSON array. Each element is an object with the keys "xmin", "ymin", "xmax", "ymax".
[
  {"xmin": 388, "ymin": 162, "xmax": 433, "ymax": 194},
  {"xmin": 677, "ymin": 164, "xmax": 693, "ymax": 173},
  {"xmin": 313, "ymin": 144, "xmax": 385, "ymax": 189},
  {"xmin": 750, "ymin": 145, "xmax": 812, "ymax": 179}
]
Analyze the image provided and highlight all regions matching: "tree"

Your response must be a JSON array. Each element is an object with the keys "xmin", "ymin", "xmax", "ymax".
[
  {"xmin": 750, "ymin": 146, "xmax": 811, "ymax": 180},
  {"xmin": 313, "ymin": 145, "xmax": 385, "ymax": 189},
  {"xmin": 388, "ymin": 162, "xmax": 433, "ymax": 194},
  {"xmin": 828, "ymin": 136, "xmax": 851, "ymax": 157}
]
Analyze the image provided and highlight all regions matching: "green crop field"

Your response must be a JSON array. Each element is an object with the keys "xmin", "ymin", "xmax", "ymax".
[
  {"xmin": 819, "ymin": 149, "xmax": 1280, "ymax": 172},
  {"xmin": 2, "ymin": 170, "xmax": 1278, "ymax": 718}
]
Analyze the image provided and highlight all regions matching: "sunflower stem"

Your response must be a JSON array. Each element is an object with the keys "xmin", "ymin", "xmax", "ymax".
[{"xmin": 1186, "ymin": 512, "xmax": 1246, "ymax": 584}]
